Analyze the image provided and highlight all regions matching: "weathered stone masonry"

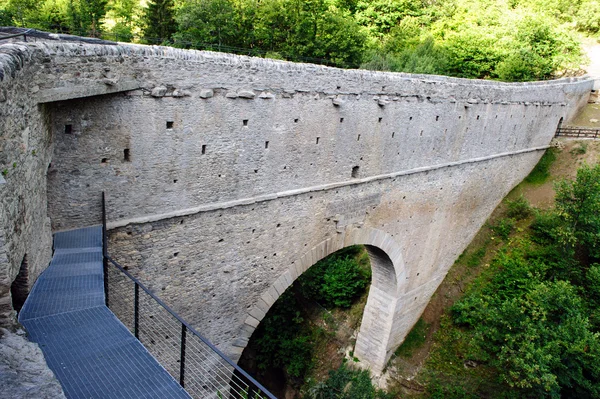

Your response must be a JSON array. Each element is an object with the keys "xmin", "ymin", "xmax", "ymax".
[{"xmin": 0, "ymin": 36, "xmax": 593, "ymax": 374}]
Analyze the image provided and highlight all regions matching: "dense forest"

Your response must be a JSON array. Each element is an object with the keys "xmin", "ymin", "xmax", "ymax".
[{"xmin": 1, "ymin": 0, "xmax": 599, "ymax": 80}]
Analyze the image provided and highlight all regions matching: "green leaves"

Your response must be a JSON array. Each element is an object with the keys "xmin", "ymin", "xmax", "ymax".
[
  {"xmin": 555, "ymin": 163, "xmax": 600, "ymax": 260},
  {"xmin": 300, "ymin": 245, "xmax": 371, "ymax": 308},
  {"xmin": 450, "ymin": 162, "xmax": 600, "ymax": 397}
]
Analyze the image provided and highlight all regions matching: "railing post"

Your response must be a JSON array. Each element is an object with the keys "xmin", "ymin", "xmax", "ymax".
[
  {"xmin": 134, "ymin": 283, "xmax": 139, "ymax": 339},
  {"xmin": 102, "ymin": 192, "xmax": 109, "ymax": 307},
  {"xmin": 180, "ymin": 324, "xmax": 187, "ymax": 387}
]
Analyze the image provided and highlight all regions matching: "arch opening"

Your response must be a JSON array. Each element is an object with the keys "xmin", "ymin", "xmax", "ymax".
[
  {"xmin": 237, "ymin": 245, "xmax": 375, "ymax": 397},
  {"xmin": 10, "ymin": 255, "xmax": 29, "ymax": 314},
  {"xmin": 235, "ymin": 228, "xmax": 406, "ymax": 393}
]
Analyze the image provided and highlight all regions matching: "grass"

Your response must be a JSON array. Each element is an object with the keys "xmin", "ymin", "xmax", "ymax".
[
  {"xmin": 570, "ymin": 141, "xmax": 588, "ymax": 155},
  {"xmin": 524, "ymin": 147, "xmax": 557, "ymax": 184},
  {"xmin": 394, "ymin": 318, "xmax": 430, "ymax": 358}
]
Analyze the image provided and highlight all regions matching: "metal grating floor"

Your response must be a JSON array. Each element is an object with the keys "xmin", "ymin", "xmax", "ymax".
[{"xmin": 19, "ymin": 225, "xmax": 191, "ymax": 399}]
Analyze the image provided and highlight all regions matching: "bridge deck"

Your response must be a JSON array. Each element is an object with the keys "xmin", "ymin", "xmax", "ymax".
[{"xmin": 19, "ymin": 226, "xmax": 190, "ymax": 399}]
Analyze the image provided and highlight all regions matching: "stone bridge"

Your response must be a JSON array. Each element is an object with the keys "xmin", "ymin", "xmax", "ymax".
[{"xmin": 0, "ymin": 34, "xmax": 593, "ymax": 374}]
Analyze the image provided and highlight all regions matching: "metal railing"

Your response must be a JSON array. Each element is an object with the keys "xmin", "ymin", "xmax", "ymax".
[
  {"xmin": 101, "ymin": 193, "xmax": 277, "ymax": 399},
  {"xmin": 0, "ymin": 28, "xmax": 32, "ymax": 42},
  {"xmin": 555, "ymin": 127, "xmax": 600, "ymax": 138}
]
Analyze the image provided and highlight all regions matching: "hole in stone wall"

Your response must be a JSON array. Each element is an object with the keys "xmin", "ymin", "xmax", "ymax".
[
  {"xmin": 265, "ymin": 141, "xmax": 269, "ymax": 149},
  {"xmin": 436, "ymin": 116, "xmax": 439, "ymax": 121},
  {"xmin": 101, "ymin": 158, "xmax": 108, "ymax": 163},
  {"xmin": 351, "ymin": 166, "xmax": 359, "ymax": 178},
  {"xmin": 477, "ymin": 115, "xmax": 480, "ymax": 120},
  {"xmin": 64, "ymin": 124, "xmax": 72, "ymax": 134},
  {"xmin": 340, "ymin": 118, "xmax": 344, "ymax": 123},
  {"xmin": 392, "ymin": 132, "xmax": 395, "ymax": 138},
  {"xmin": 378, "ymin": 117, "xmax": 383, "ymax": 123},
  {"xmin": 202, "ymin": 145, "xmax": 206, "ymax": 155},
  {"xmin": 243, "ymin": 119, "xmax": 249, "ymax": 126},
  {"xmin": 357, "ymin": 134, "xmax": 361, "ymax": 141},
  {"xmin": 10, "ymin": 255, "xmax": 28, "ymax": 314},
  {"xmin": 166, "ymin": 121, "xmax": 174, "ymax": 129},
  {"xmin": 123, "ymin": 149, "xmax": 130, "ymax": 162},
  {"xmin": 294, "ymin": 119, "xmax": 299, "ymax": 123},
  {"xmin": 409, "ymin": 116, "xmax": 413, "ymax": 121},
  {"xmin": 173, "ymin": 252, "xmax": 179, "ymax": 257},
  {"xmin": 173, "ymin": 179, "xmax": 178, "ymax": 183},
  {"xmin": 316, "ymin": 137, "xmax": 320, "ymax": 144}
]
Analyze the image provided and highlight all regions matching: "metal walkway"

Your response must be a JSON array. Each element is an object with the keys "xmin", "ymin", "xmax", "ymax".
[{"xmin": 19, "ymin": 226, "xmax": 191, "ymax": 399}]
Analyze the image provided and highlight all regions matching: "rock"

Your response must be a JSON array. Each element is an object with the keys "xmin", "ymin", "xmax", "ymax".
[
  {"xmin": 590, "ymin": 119, "xmax": 599, "ymax": 123},
  {"xmin": 103, "ymin": 78, "xmax": 118, "ymax": 86},
  {"xmin": 151, "ymin": 86, "xmax": 167, "ymax": 97},
  {"xmin": 0, "ymin": 328, "xmax": 66, "ymax": 399},
  {"xmin": 0, "ymin": 89, "xmax": 6, "ymax": 102},
  {"xmin": 172, "ymin": 90, "xmax": 190, "ymax": 98},
  {"xmin": 225, "ymin": 91, "xmax": 238, "ymax": 99},
  {"xmin": 238, "ymin": 90, "xmax": 256, "ymax": 99},
  {"xmin": 199, "ymin": 89, "xmax": 214, "ymax": 99},
  {"xmin": 332, "ymin": 96, "xmax": 344, "ymax": 106},
  {"xmin": 258, "ymin": 92, "xmax": 275, "ymax": 99}
]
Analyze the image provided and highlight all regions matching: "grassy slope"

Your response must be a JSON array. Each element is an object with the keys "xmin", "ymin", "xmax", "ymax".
[{"xmin": 385, "ymin": 138, "xmax": 600, "ymax": 397}]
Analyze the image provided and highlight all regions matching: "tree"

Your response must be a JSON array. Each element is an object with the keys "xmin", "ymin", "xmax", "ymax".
[
  {"xmin": 103, "ymin": 0, "xmax": 140, "ymax": 41},
  {"xmin": 66, "ymin": 0, "xmax": 108, "ymax": 37},
  {"xmin": 142, "ymin": 0, "xmax": 176, "ymax": 44},
  {"xmin": 555, "ymin": 163, "xmax": 600, "ymax": 260}
]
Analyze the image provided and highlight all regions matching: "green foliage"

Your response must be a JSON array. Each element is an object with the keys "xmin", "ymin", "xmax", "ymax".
[
  {"xmin": 253, "ymin": 289, "xmax": 314, "ymax": 379},
  {"xmin": 7, "ymin": 0, "xmax": 591, "ymax": 79},
  {"xmin": 251, "ymin": 246, "xmax": 371, "ymax": 387},
  {"xmin": 570, "ymin": 142, "xmax": 588, "ymax": 155},
  {"xmin": 448, "ymin": 162, "xmax": 600, "ymax": 397},
  {"xmin": 142, "ymin": 0, "xmax": 176, "ymax": 43},
  {"xmin": 489, "ymin": 218, "xmax": 515, "ymax": 240},
  {"xmin": 394, "ymin": 317, "xmax": 429, "ymax": 358},
  {"xmin": 554, "ymin": 163, "xmax": 600, "ymax": 260},
  {"xmin": 305, "ymin": 362, "xmax": 392, "ymax": 399},
  {"xmin": 576, "ymin": 0, "xmax": 600, "ymax": 34},
  {"xmin": 525, "ymin": 148, "xmax": 557, "ymax": 184},
  {"xmin": 506, "ymin": 195, "xmax": 532, "ymax": 220},
  {"xmin": 466, "ymin": 246, "xmax": 486, "ymax": 268},
  {"xmin": 300, "ymin": 245, "xmax": 371, "ymax": 308}
]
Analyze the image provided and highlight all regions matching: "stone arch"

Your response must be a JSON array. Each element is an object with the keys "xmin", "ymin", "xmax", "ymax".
[{"xmin": 234, "ymin": 226, "xmax": 407, "ymax": 374}]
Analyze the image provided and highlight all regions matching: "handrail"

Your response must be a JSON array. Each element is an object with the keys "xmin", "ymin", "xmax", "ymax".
[
  {"xmin": 0, "ymin": 29, "xmax": 32, "ymax": 42},
  {"xmin": 101, "ymin": 192, "xmax": 276, "ymax": 399},
  {"xmin": 555, "ymin": 126, "xmax": 600, "ymax": 138}
]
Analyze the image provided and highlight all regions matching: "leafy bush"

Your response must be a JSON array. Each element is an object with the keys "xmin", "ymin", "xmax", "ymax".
[
  {"xmin": 490, "ymin": 218, "xmax": 515, "ymax": 240},
  {"xmin": 554, "ymin": 163, "xmax": 600, "ymax": 260},
  {"xmin": 506, "ymin": 195, "xmax": 532, "ymax": 220},
  {"xmin": 525, "ymin": 148, "xmax": 557, "ymax": 184},
  {"xmin": 253, "ymin": 290, "xmax": 314, "ymax": 379},
  {"xmin": 450, "ymin": 162, "xmax": 600, "ymax": 397},
  {"xmin": 530, "ymin": 210, "xmax": 563, "ymax": 245},
  {"xmin": 304, "ymin": 363, "xmax": 392, "ymax": 399},
  {"xmin": 300, "ymin": 245, "xmax": 371, "ymax": 308}
]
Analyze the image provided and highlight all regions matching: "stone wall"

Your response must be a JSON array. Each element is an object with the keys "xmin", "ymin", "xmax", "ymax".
[
  {"xmin": 0, "ymin": 44, "xmax": 53, "ymax": 325},
  {"xmin": 0, "ymin": 37, "xmax": 593, "ymax": 370}
]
